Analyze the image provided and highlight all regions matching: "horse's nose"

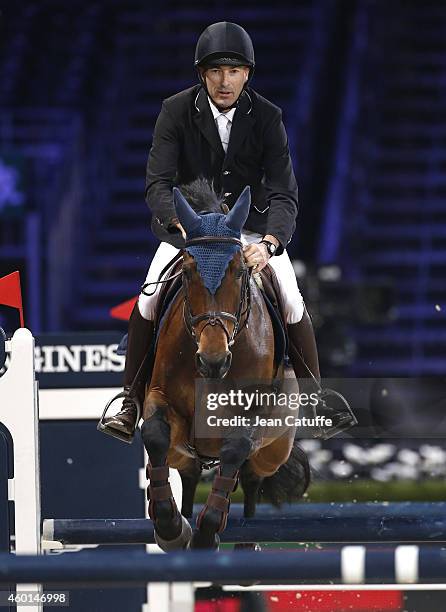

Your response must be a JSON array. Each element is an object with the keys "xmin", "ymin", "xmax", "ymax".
[{"xmin": 195, "ymin": 352, "xmax": 232, "ymax": 379}]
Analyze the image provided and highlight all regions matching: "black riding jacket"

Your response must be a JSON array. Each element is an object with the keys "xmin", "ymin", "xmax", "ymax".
[{"xmin": 145, "ymin": 84, "xmax": 299, "ymax": 255}]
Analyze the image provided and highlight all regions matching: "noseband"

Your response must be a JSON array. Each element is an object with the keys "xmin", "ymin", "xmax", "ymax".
[{"xmin": 182, "ymin": 236, "xmax": 251, "ymax": 348}]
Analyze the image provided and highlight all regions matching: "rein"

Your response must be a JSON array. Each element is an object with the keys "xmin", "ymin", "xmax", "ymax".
[
  {"xmin": 182, "ymin": 236, "xmax": 251, "ymax": 348},
  {"xmin": 140, "ymin": 252, "xmax": 184, "ymax": 296}
]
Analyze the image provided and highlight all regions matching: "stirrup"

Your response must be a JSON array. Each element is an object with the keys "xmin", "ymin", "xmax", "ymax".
[
  {"xmin": 310, "ymin": 387, "xmax": 358, "ymax": 440},
  {"xmin": 97, "ymin": 390, "xmax": 141, "ymax": 444}
]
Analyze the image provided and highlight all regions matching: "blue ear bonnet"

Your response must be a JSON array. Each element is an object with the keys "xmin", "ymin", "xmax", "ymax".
[{"xmin": 186, "ymin": 213, "xmax": 241, "ymax": 295}]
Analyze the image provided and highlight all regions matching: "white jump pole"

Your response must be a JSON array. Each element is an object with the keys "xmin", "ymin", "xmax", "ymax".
[
  {"xmin": 0, "ymin": 328, "xmax": 41, "ymax": 611},
  {"xmin": 0, "ymin": 328, "xmax": 193, "ymax": 612}
]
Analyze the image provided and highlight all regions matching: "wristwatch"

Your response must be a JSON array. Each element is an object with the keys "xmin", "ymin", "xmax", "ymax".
[{"xmin": 260, "ymin": 240, "xmax": 277, "ymax": 257}]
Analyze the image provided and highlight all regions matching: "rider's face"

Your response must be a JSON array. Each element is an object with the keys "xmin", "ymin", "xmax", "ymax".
[{"xmin": 201, "ymin": 65, "xmax": 249, "ymax": 110}]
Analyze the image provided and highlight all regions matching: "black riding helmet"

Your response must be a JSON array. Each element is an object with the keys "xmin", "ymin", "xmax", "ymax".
[{"xmin": 194, "ymin": 21, "xmax": 255, "ymax": 88}]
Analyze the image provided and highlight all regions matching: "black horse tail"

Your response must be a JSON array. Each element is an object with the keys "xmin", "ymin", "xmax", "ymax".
[{"xmin": 260, "ymin": 440, "xmax": 311, "ymax": 507}]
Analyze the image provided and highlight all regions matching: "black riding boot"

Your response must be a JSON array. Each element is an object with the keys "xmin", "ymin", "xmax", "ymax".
[
  {"xmin": 287, "ymin": 306, "xmax": 321, "ymax": 383},
  {"xmin": 287, "ymin": 306, "xmax": 356, "ymax": 438},
  {"xmin": 103, "ymin": 303, "xmax": 154, "ymax": 436}
]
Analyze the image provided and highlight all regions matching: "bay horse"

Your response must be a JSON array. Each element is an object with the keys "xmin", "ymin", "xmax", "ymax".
[{"xmin": 141, "ymin": 180, "xmax": 310, "ymax": 550}]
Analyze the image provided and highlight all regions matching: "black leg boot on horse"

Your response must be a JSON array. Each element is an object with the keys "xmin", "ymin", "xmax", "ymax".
[
  {"xmin": 287, "ymin": 306, "xmax": 357, "ymax": 438},
  {"xmin": 100, "ymin": 303, "xmax": 154, "ymax": 442},
  {"xmin": 141, "ymin": 410, "xmax": 192, "ymax": 551}
]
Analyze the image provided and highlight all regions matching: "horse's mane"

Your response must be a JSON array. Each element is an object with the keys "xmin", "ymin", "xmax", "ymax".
[{"xmin": 178, "ymin": 178, "xmax": 225, "ymax": 214}]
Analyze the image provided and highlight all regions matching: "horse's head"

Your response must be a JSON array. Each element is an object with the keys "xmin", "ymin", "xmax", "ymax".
[{"xmin": 173, "ymin": 185, "xmax": 251, "ymax": 379}]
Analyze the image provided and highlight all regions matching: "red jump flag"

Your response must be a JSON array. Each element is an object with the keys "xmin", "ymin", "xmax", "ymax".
[
  {"xmin": 0, "ymin": 271, "xmax": 25, "ymax": 327},
  {"xmin": 110, "ymin": 296, "xmax": 138, "ymax": 321}
]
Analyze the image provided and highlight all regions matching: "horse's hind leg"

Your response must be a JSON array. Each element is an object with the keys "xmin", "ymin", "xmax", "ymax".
[
  {"xmin": 141, "ymin": 408, "xmax": 192, "ymax": 550},
  {"xmin": 179, "ymin": 459, "xmax": 202, "ymax": 519},
  {"xmin": 191, "ymin": 431, "xmax": 252, "ymax": 550},
  {"xmin": 232, "ymin": 461, "xmax": 264, "ymax": 554},
  {"xmin": 240, "ymin": 461, "xmax": 263, "ymax": 518}
]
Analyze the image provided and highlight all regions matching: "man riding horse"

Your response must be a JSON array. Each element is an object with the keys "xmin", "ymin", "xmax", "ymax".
[{"xmin": 103, "ymin": 21, "xmax": 347, "ymax": 438}]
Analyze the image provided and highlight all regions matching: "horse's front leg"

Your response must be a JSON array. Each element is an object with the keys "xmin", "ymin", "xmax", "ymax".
[
  {"xmin": 141, "ymin": 406, "xmax": 192, "ymax": 551},
  {"xmin": 191, "ymin": 430, "xmax": 253, "ymax": 550}
]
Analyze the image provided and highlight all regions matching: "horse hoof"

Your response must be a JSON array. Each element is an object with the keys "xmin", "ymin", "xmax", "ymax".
[
  {"xmin": 154, "ymin": 515, "xmax": 192, "ymax": 551},
  {"xmin": 190, "ymin": 529, "xmax": 220, "ymax": 551},
  {"xmin": 234, "ymin": 542, "xmax": 262, "ymax": 552}
]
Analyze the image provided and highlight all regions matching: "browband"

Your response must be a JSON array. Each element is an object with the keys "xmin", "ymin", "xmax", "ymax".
[{"xmin": 185, "ymin": 236, "xmax": 243, "ymax": 248}]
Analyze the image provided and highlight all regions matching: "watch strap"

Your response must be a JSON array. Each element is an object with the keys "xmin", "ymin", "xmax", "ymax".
[{"xmin": 260, "ymin": 240, "xmax": 277, "ymax": 256}]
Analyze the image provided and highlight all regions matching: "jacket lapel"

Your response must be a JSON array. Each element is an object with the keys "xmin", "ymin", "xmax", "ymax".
[
  {"xmin": 224, "ymin": 90, "xmax": 256, "ymax": 168},
  {"xmin": 193, "ymin": 88, "xmax": 225, "ymax": 158}
]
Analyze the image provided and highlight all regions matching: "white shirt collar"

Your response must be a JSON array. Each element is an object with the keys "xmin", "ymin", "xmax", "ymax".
[{"xmin": 208, "ymin": 96, "xmax": 236, "ymax": 123}]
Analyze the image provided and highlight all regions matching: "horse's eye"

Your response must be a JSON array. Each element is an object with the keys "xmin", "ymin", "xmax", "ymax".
[
  {"xmin": 183, "ymin": 266, "xmax": 192, "ymax": 280},
  {"xmin": 235, "ymin": 267, "xmax": 245, "ymax": 279}
]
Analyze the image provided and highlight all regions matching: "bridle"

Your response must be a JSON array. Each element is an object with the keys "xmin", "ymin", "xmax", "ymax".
[{"xmin": 182, "ymin": 236, "xmax": 251, "ymax": 348}]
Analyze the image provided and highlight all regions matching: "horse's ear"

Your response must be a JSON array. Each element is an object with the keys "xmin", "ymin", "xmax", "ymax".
[
  {"xmin": 225, "ymin": 186, "xmax": 251, "ymax": 232},
  {"xmin": 173, "ymin": 187, "xmax": 201, "ymax": 234}
]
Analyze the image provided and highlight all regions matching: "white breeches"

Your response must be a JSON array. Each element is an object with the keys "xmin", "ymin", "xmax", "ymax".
[{"xmin": 138, "ymin": 230, "xmax": 305, "ymax": 324}]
